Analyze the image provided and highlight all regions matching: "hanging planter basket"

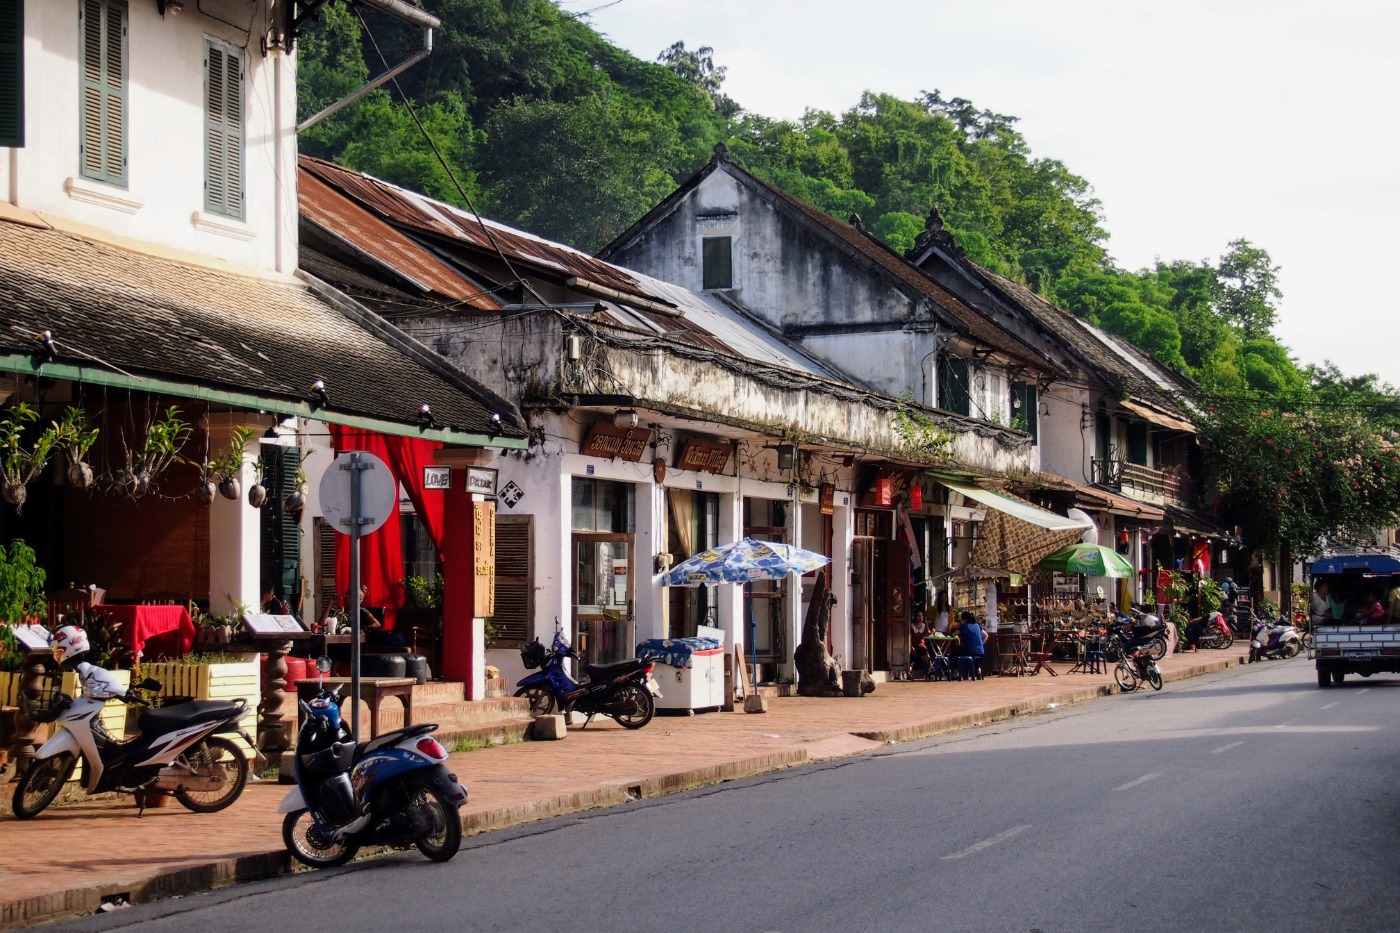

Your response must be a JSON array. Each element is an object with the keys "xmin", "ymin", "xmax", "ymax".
[
  {"xmin": 54, "ymin": 406, "xmax": 99, "ymax": 491},
  {"xmin": 0, "ymin": 403, "xmax": 58, "ymax": 514},
  {"xmin": 117, "ymin": 406, "xmax": 190, "ymax": 499},
  {"xmin": 196, "ymin": 426, "xmax": 255, "ymax": 506}
]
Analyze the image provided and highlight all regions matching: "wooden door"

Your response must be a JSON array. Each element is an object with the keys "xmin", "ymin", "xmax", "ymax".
[
  {"xmin": 851, "ymin": 536, "xmax": 875, "ymax": 671},
  {"xmin": 874, "ymin": 538, "xmax": 911, "ymax": 672}
]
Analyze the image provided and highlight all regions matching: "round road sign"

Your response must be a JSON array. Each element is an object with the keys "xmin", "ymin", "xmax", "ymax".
[{"xmin": 318, "ymin": 451, "xmax": 398, "ymax": 537}]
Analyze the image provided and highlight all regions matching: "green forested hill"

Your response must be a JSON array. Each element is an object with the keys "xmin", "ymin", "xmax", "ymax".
[{"xmin": 297, "ymin": 0, "xmax": 1306, "ymax": 396}]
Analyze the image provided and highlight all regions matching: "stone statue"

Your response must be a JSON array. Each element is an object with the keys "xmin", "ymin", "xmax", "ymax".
[{"xmin": 795, "ymin": 583, "xmax": 843, "ymax": 697}]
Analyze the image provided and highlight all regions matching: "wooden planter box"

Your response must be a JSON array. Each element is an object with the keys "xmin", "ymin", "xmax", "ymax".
[{"xmin": 137, "ymin": 657, "xmax": 260, "ymax": 759}]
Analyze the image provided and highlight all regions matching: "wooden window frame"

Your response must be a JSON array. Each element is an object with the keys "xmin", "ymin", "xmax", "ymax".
[
  {"xmin": 702, "ymin": 235, "xmax": 732, "ymax": 290},
  {"xmin": 78, "ymin": 0, "xmax": 127, "ymax": 187}
]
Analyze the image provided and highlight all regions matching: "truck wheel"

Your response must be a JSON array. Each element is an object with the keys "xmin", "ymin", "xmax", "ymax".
[
  {"xmin": 1317, "ymin": 667, "xmax": 1330, "ymax": 688},
  {"xmin": 1332, "ymin": 670, "xmax": 1345, "ymax": 685}
]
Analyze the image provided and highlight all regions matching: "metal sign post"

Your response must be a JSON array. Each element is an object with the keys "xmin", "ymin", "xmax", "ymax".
[{"xmin": 319, "ymin": 451, "xmax": 397, "ymax": 741}]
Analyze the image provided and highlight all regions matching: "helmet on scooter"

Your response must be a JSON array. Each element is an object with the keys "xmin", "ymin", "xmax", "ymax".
[{"xmin": 50, "ymin": 625, "xmax": 90, "ymax": 668}]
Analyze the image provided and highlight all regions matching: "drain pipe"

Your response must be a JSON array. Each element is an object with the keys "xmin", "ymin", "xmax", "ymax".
[{"xmin": 296, "ymin": 1, "xmax": 441, "ymax": 133}]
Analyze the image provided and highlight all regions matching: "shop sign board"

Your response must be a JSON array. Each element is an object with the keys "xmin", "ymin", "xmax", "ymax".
[
  {"xmin": 1052, "ymin": 572, "xmax": 1080, "ymax": 595},
  {"xmin": 473, "ymin": 500, "xmax": 497, "ymax": 617},
  {"xmin": 423, "ymin": 465, "xmax": 451, "ymax": 490},
  {"xmin": 819, "ymin": 483, "xmax": 835, "ymax": 515},
  {"xmin": 581, "ymin": 420, "xmax": 651, "ymax": 461},
  {"xmin": 466, "ymin": 466, "xmax": 498, "ymax": 497},
  {"xmin": 677, "ymin": 439, "xmax": 731, "ymax": 474}
]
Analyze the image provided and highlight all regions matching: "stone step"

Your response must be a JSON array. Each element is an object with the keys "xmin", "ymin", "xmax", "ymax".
[
  {"xmin": 435, "ymin": 717, "xmax": 534, "ymax": 749},
  {"xmin": 412, "ymin": 680, "xmax": 468, "ymax": 702},
  {"xmin": 372, "ymin": 695, "xmax": 532, "ymax": 734}
]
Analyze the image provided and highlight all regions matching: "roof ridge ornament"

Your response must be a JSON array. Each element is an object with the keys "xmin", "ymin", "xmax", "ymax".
[{"xmin": 712, "ymin": 142, "xmax": 731, "ymax": 162}]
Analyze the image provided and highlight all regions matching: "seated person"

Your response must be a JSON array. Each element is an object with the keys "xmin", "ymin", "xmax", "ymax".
[
  {"xmin": 958, "ymin": 611, "xmax": 985, "ymax": 659},
  {"xmin": 1358, "ymin": 591, "xmax": 1387, "ymax": 625},
  {"xmin": 260, "ymin": 582, "xmax": 290, "ymax": 615},
  {"xmin": 909, "ymin": 610, "xmax": 931, "ymax": 678}
]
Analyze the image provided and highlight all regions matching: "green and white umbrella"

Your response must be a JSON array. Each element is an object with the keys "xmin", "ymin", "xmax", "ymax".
[{"xmin": 1038, "ymin": 543, "xmax": 1134, "ymax": 578}]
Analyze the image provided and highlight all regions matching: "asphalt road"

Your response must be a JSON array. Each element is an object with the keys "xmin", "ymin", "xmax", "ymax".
[{"xmin": 54, "ymin": 658, "xmax": 1400, "ymax": 933}]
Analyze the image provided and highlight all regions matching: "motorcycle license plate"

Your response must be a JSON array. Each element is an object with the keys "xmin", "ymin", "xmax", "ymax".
[{"xmin": 645, "ymin": 677, "xmax": 662, "ymax": 698}]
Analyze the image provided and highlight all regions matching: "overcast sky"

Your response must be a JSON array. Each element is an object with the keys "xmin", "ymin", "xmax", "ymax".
[{"xmin": 579, "ymin": 0, "xmax": 1399, "ymax": 386}]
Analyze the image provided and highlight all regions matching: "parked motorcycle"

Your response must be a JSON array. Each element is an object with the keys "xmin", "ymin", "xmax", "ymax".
[
  {"xmin": 13, "ymin": 625, "xmax": 254, "ymax": 819},
  {"xmin": 515, "ymin": 626, "xmax": 661, "ymax": 729},
  {"xmin": 1104, "ymin": 615, "xmax": 1168, "ymax": 662},
  {"xmin": 1192, "ymin": 611, "xmax": 1234, "ymax": 650},
  {"xmin": 1114, "ymin": 646, "xmax": 1164, "ymax": 692},
  {"xmin": 1250, "ymin": 616, "xmax": 1302, "ymax": 662},
  {"xmin": 279, "ymin": 658, "xmax": 468, "ymax": 868}
]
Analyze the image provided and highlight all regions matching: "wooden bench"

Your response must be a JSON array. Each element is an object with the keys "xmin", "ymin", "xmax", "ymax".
[{"xmin": 294, "ymin": 677, "xmax": 415, "ymax": 739}]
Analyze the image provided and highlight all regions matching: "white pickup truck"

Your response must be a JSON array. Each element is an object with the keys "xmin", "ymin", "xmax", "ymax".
[{"xmin": 1308, "ymin": 552, "xmax": 1400, "ymax": 688}]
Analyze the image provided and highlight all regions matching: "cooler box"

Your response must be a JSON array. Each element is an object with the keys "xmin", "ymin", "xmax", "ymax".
[{"xmin": 636, "ymin": 625, "xmax": 725, "ymax": 712}]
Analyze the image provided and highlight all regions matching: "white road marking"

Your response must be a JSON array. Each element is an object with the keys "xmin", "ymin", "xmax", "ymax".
[
  {"xmin": 941, "ymin": 824, "xmax": 1031, "ymax": 860},
  {"xmin": 1113, "ymin": 773, "xmax": 1161, "ymax": 792},
  {"xmin": 1356, "ymin": 688, "xmax": 1372, "ymax": 695},
  {"xmin": 1321, "ymin": 702, "xmax": 1340, "ymax": 710},
  {"xmin": 1211, "ymin": 741, "xmax": 1244, "ymax": 754}
]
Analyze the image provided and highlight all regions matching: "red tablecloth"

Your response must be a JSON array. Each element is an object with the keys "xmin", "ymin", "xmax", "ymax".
[{"xmin": 106, "ymin": 604, "xmax": 196, "ymax": 658}]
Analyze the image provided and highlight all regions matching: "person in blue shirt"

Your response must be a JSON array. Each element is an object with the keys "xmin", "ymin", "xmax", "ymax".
[{"xmin": 956, "ymin": 611, "xmax": 985, "ymax": 680}]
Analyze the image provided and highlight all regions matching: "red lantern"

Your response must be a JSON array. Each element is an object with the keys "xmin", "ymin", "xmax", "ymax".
[
  {"xmin": 874, "ymin": 478, "xmax": 893, "ymax": 507},
  {"xmin": 909, "ymin": 485, "xmax": 923, "ymax": 511}
]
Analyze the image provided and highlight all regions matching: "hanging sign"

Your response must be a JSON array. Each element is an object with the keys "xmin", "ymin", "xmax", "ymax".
[
  {"xmin": 819, "ymin": 483, "xmax": 835, "ymax": 515},
  {"xmin": 423, "ymin": 465, "xmax": 451, "ymax": 490},
  {"xmin": 466, "ymin": 466, "xmax": 498, "ymax": 497},
  {"xmin": 473, "ymin": 500, "xmax": 496, "ymax": 617},
  {"xmin": 581, "ymin": 421, "xmax": 651, "ymax": 461},
  {"xmin": 678, "ymin": 439, "xmax": 732, "ymax": 474}
]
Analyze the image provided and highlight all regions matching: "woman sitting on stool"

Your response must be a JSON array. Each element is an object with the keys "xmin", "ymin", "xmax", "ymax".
[{"xmin": 957, "ymin": 611, "xmax": 985, "ymax": 680}]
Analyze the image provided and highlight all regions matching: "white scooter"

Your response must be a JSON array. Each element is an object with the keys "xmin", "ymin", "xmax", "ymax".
[
  {"xmin": 1250, "ymin": 616, "xmax": 1302, "ymax": 663},
  {"xmin": 12, "ymin": 625, "xmax": 257, "ymax": 819}
]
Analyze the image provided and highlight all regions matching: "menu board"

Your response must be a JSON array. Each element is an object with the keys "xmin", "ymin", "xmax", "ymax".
[
  {"xmin": 241, "ymin": 613, "xmax": 308, "ymax": 637},
  {"xmin": 5, "ymin": 623, "xmax": 52, "ymax": 651}
]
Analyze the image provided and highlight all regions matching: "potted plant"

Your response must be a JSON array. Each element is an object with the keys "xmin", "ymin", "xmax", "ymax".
[
  {"xmin": 118, "ymin": 406, "xmax": 191, "ymax": 498},
  {"xmin": 0, "ymin": 404, "xmax": 58, "ymax": 511},
  {"xmin": 195, "ymin": 426, "xmax": 254, "ymax": 504},
  {"xmin": 284, "ymin": 464, "xmax": 309, "ymax": 517},
  {"xmin": 0, "ymin": 538, "xmax": 46, "ymax": 626},
  {"xmin": 53, "ymin": 406, "xmax": 100, "ymax": 490},
  {"xmin": 247, "ymin": 457, "xmax": 268, "ymax": 509}
]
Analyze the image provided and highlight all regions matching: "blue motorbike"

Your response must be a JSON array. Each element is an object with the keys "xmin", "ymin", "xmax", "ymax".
[
  {"xmin": 514, "ymin": 628, "xmax": 660, "ymax": 729},
  {"xmin": 278, "ymin": 658, "xmax": 468, "ymax": 868}
]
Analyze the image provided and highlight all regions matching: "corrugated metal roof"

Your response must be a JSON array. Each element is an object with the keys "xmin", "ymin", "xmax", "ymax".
[
  {"xmin": 299, "ymin": 170, "xmax": 500, "ymax": 309},
  {"xmin": 300, "ymin": 156, "xmax": 662, "ymax": 306}
]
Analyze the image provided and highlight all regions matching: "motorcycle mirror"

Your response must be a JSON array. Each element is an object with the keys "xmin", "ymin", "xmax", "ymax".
[
  {"xmin": 315, "ymin": 656, "xmax": 332, "ymax": 673},
  {"xmin": 138, "ymin": 677, "xmax": 162, "ymax": 691}
]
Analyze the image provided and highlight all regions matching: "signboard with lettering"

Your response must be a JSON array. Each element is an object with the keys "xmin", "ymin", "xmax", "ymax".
[
  {"xmin": 819, "ymin": 483, "xmax": 835, "ymax": 515},
  {"xmin": 677, "ymin": 438, "xmax": 732, "ymax": 475},
  {"xmin": 473, "ymin": 500, "xmax": 497, "ymax": 617},
  {"xmin": 466, "ymin": 467, "xmax": 498, "ymax": 497},
  {"xmin": 423, "ymin": 465, "xmax": 451, "ymax": 490},
  {"xmin": 581, "ymin": 421, "xmax": 651, "ymax": 462}
]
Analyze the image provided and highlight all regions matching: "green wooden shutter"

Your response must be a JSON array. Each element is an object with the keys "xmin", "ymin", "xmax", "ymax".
[
  {"xmin": 1012, "ymin": 381, "xmax": 1038, "ymax": 444},
  {"xmin": 1127, "ymin": 421, "xmax": 1149, "ymax": 465},
  {"xmin": 492, "ymin": 514, "xmax": 533, "ymax": 646},
  {"xmin": 938, "ymin": 356, "xmax": 970, "ymax": 416},
  {"xmin": 0, "ymin": 0, "xmax": 23, "ymax": 148},
  {"xmin": 204, "ymin": 39, "xmax": 244, "ymax": 218},
  {"xmin": 78, "ymin": 0, "xmax": 126, "ymax": 186},
  {"xmin": 259, "ymin": 447, "xmax": 303, "ymax": 612}
]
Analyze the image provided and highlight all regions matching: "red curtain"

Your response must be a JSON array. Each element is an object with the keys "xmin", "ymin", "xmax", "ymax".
[{"xmin": 331, "ymin": 427, "xmax": 444, "ymax": 629}]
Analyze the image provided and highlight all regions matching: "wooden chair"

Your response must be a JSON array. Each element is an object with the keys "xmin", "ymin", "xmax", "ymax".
[
  {"xmin": 47, "ymin": 586, "xmax": 104, "ymax": 628},
  {"xmin": 1027, "ymin": 629, "xmax": 1060, "ymax": 676}
]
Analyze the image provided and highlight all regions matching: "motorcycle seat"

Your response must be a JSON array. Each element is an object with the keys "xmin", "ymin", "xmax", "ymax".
[
  {"xmin": 355, "ymin": 723, "xmax": 437, "ymax": 762},
  {"xmin": 138, "ymin": 699, "xmax": 243, "ymax": 734},
  {"xmin": 584, "ymin": 658, "xmax": 650, "ymax": 682}
]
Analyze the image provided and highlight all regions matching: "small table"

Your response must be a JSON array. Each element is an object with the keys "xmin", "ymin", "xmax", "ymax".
[
  {"xmin": 996, "ymin": 633, "xmax": 1033, "ymax": 676},
  {"xmin": 294, "ymin": 677, "xmax": 415, "ymax": 739},
  {"xmin": 106, "ymin": 604, "xmax": 196, "ymax": 658}
]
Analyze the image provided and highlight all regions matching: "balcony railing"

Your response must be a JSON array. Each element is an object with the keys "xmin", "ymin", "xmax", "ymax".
[{"xmin": 1090, "ymin": 459, "xmax": 1193, "ymax": 508}]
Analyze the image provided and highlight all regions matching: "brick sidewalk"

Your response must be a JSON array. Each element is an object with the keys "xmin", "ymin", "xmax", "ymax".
[{"xmin": 0, "ymin": 650, "xmax": 1244, "ymax": 930}]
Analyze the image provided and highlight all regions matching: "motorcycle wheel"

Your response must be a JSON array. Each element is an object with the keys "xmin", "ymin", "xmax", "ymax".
[
  {"xmin": 612, "ymin": 682, "xmax": 655, "ymax": 730},
  {"xmin": 282, "ymin": 809, "xmax": 359, "ymax": 869},
  {"xmin": 410, "ymin": 779, "xmax": 463, "ymax": 862},
  {"xmin": 1146, "ymin": 636, "xmax": 1167, "ymax": 661},
  {"xmin": 1282, "ymin": 642, "xmax": 1301, "ymax": 659},
  {"xmin": 1114, "ymin": 661, "xmax": 1139, "ymax": 692},
  {"xmin": 174, "ymin": 736, "xmax": 249, "ymax": 813},
  {"xmin": 1146, "ymin": 667, "xmax": 1163, "ymax": 691},
  {"xmin": 1217, "ymin": 630, "xmax": 1234, "ymax": 650},
  {"xmin": 12, "ymin": 752, "xmax": 78, "ymax": 819},
  {"xmin": 514, "ymin": 685, "xmax": 556, "ymax": 717}
]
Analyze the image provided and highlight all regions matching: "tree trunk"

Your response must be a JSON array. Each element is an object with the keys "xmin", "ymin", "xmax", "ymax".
[{"xmin": 1279, "ymin": 539, "xmax": 1292, "ymax": 617}]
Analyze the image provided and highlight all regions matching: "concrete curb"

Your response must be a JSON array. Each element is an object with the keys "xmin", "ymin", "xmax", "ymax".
[{"xmin": 0, "ymin": 657, "xmax": 1242, "ymax": 931}]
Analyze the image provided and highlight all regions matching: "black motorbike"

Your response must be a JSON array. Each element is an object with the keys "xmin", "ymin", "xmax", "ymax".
[{"xmin": 514, "ymin": 629, "xmax": 660, "ymax": 729}]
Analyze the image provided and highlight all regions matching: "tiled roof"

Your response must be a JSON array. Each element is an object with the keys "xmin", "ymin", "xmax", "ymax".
[
  {"xmin": 0, "ymin": 218, "xmax": 525, "ymax": 440},
  {"xmin": 600, "ymin": 154, "xmax": 1064, "ymax": 377}
]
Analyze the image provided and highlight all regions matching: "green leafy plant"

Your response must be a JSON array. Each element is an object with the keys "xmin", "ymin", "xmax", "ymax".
[
  {"xmin": 0, "ymin": 403, "xmax": 59, "ymax": 512},
  {"xmin": 0, "ymin": 538, "xmax": 46, "ymax": 625},
  {"xmin": 119, "ymin": 406, "xmax": 191, "ymax": 498},
  {"xmin": 0, "ymin": 625, "xmax": 24, "ymax": 672},
  {"xmin": 196, "ymin": 425, "xmax": 255, "ymax": 503},
  {"xmin": 53, "ymin": 406, "xmax": 100, "ymax": 489},
  {"xmin": 403, "ymin": 574, "xmax": 444, "ymax": 609},
  {"xmin": 892, "ymin": 404, "xmax": 952, "ymax": 457}
]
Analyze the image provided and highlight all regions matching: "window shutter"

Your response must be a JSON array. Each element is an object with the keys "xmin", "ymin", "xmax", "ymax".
[
  {"xmin": 492, "ymin": 514, "xmax": 533, "ymax": 647},
  {"xmin": 1011, "ymin": 381, "xmax": 1038, "ymax": 445},
  {"xmin": 314, "ymin": 517, "xmax": 339, "ymax": 620},
  {"xmin": 0, "ymin": 0, "xmax": 23, "ymax": 148},
  {"xmin": 1127, "ymin": 421, "xmax": 1149, "ymax": 466},
  {"xmin": 259, "ymin": 447, "xmax": 303, "ymax": 612},
  {"xmin": 702, "ymin": 236, "xmax": 732, "ymax": 289},
  {"xmin": 204, "ymin": 39, "xmax": 244, "ymax": 218},
  {"xmin": 79, "ymin": 0, "xmax": 126, "ymax": 186},
  {"xmin": 938, "ymin": 356, "xmax": 970, "ymax": 417}
]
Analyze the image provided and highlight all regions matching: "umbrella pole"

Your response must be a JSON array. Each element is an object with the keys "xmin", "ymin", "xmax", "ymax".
[{"xmin": 748, "ymin": 591, "xmax": 758, "ymax": 687}]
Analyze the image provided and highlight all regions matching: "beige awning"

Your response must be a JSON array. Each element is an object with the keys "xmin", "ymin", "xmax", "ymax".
[
  {"xmin": 938, "ymin": 478, "xmax": 1094, "ymax": 533},
  {"xmin": 1121, "ymin": 399, "xmax": 1196, "ymax": 434},
  {"xmin": 934, "ymin": 476, "xmax": 1094, "ymax": 576}
]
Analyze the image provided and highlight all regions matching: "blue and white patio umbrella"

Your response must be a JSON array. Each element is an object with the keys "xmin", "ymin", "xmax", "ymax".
[
  {"xmin": 662, "ymin": 537, "xmax": 831, "ymax": 587},
  {"xmin": 662, "ymin": 537, "xmax": 831, "ymax": 688}
]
